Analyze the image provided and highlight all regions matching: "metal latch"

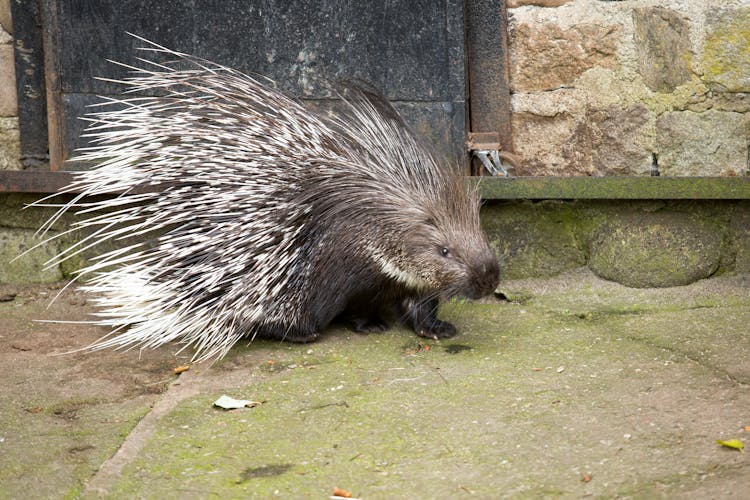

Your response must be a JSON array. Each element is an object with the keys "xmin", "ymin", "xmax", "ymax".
[{"xmin": 466, "ymin": 132, "xmax": 520, "ymax": 177}]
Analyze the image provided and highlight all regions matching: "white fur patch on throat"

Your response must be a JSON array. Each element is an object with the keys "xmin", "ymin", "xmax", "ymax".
[{"xmin": 368, "ymin": 247, "xmax": 426, "ymax": 289}]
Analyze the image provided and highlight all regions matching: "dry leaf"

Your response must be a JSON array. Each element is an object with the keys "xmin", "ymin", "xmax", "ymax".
[
  {"xmin": 332, "ymin": 486, "xmax": 353, "ymax": 498},
  {"xmin": 717, "ymin": 438, "xmax": 744, "ymax": 452}
]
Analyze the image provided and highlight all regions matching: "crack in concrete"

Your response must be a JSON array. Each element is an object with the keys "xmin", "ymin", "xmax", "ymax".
[
  {"xmin": 619, "ymin": 460, "xmax": 750, "ymax": 497},
  {"xmin": 84, "ymin": 370, "xmax": 203, "ymax": 495},
  {"xmin": 623, "ymin": 334, "xmax": 749, "ymax": 387},
  {"xmin": 83, "ymin": 361, "xmax": 266, "ymax": 494}
]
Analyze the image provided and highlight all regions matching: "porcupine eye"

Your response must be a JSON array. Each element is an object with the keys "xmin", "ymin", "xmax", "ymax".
[{"xmin": 440, "ymin": 247, "xmax": 451, "ymax": 258}]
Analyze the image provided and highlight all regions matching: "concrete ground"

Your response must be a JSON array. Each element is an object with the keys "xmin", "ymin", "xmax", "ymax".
[{"xmin": 1, "ymin": 268, "xmax": 748, "ymax": 498}]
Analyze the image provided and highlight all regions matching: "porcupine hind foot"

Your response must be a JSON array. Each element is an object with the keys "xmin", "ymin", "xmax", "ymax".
[
  {"xmin": 340, "ymin": 297, "xmax": 390, "ymax": 334},
  {"xmin": 258, "ymin": 323, "xmax": 321, "ymax": 343},
  {"xmin": 351, "ymin": 314, "xmax": 389, "ymax": 334},
  {"xmin": 405, "ymin": 297, "xmax": 457, "ymax": 340}
]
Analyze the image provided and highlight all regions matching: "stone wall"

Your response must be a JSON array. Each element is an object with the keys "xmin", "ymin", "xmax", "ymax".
[
  {"xmin": 508, "ymin": 0, "xmax": 750, "ymax": 177},
  {"xmin": 0, "ymin": 194, "xmax": 66, "ymax": 283},
  {"xmin": 0, "ymin": 0, "xmax": 20, "ymax": 170}
]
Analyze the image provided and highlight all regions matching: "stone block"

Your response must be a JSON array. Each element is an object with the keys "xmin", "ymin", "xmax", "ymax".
[
  {"xmin": 507, "ymin": 0, "xmax": 571, "ymax": 7},
  {"xmin": 564, "ymin": 105, "xmax": 653, "ymax": 176},
  {"xmin": 0, "ymin": 0, "xmax": 11, "ymax": 36},
  {"xmin": 0, "ymin": 193, "xmax": 73, "ymax": 232},
  {"xmin": 0, "ymin": 24, "xmax": 10, "ymax": 44},
  {"xmin": 509, "ymin": 22, "xmax": 620, "ymax": 92},
  {"xmin": 0, "ymin": 43, "xmax": 17, "ymax": 116},
  {"xmin": 633, "ymin": 7, "xmax": 693, "ymax": 93},
  {"xmin": 685, "ymin": 92, "xmax": 750, "ymax": 114},
  {"xmin": 703, "ymin": 8, "xmax": 750, "ymax": 92},
  {"xmin": 0, "ymin": 228, "xmax": 63, "ymax": 284},
  {"xmin": 730, "ymin": 205, "xmax": 750, "ymax": 273},
  {"xmin": 589, "ymin": 212, "xmax": 722, "ymax": 288},
  {"xmin": 512, "ymin": 105, "xmax": 652, "ymax": 176},
  {"xmin": 656, "ymin": 110, "xmax": 749, "ymax": 176},
  {"xmin": 0, "ymin": 116, "xmax": 21, "ymax": 170},
  {"xmin": 0, "ymin": 193, "xmax": 164, "ymax": 281},
  {"xmin": 481, "ymin": 201, "xmax": 585, "ymax": 280},
  {"xmin": 511, "ymin": 111, "xmax": 580, "ymax": 176}
]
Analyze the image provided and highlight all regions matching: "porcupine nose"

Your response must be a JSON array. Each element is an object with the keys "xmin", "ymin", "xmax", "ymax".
[{"xmin": 473, "ymin": 256, "xmax": 500, "ymax": 298}]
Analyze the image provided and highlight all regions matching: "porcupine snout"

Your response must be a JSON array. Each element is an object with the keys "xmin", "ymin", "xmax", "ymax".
[
  {"xmin": 470, "ymin": 252, "xmax": 501, "ymax": 299},
  {"xmin": 467, "ymin": 247, "xmax": 500, "ymax": 299}
]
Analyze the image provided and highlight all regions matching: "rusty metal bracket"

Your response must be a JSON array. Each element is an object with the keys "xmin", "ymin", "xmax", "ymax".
[{"xmin": 466, "ymin": 132, "xmax": 519, "ymax": 177}]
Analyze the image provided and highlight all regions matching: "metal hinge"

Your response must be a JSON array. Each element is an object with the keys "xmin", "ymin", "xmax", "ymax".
[{"xmin": 466, "ymin": 132, "xmax": 520, "ymax": 177}]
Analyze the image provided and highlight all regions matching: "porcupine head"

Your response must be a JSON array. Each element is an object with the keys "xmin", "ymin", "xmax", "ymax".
[{"xmin": 28, "ymin": 36, "xmax": 500, "ymax": 361}]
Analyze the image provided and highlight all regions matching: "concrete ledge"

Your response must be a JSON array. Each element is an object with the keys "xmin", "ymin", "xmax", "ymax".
[
  {"xmin": 4, "ymin": 172, "xmax": 750, "ymax": 200},
  {"xmin": 476, "ymin": 177, "xmax": 750, "ymax": 200}
]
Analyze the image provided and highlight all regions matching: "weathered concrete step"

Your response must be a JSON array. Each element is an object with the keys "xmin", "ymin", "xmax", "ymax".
[{"xmin": 482, "ymin": 200, "xmax": 750, "ymax": 287}]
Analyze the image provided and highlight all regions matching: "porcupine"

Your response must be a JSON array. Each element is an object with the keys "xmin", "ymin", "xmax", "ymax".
[{"xmin": 34, "ymin": 36, "xmax": 500, "ymax": 361}]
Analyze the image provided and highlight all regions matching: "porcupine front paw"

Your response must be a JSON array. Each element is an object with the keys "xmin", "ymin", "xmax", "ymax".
[
  {"xmin": 405, "ymin": 297, "xmax": 457, "ymax": 340},
  {"xmin": 414, "ymin": 318, "xmax": 457, "ymax": 340}
]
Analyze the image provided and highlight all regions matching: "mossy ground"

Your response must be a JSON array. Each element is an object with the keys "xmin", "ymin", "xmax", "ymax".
[{"xmin": 2, "ymin": 270, "xmax": 748, "ymax": 498}]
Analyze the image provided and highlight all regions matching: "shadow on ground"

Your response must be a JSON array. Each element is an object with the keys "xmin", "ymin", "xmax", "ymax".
[{"xmin": 1, "ymin": 268, "xmax": 748, "ymax": 498}]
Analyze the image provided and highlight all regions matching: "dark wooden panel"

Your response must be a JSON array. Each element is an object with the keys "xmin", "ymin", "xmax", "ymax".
[
  {"xmin": 39, "ymin": 0, "xmax": 65, "ymax": 170},
  {"xmin": 392, "ymin": 101, "xmax": 467, "ymax": 165},
  {"xmin": 55, "ymin": 0, "xmax": 266, "ymax": 95},
  {"xmin": 47, "ymin": 0, "xmax": 466, "ymax": 167},
  {"xmin": 59, "ymin": 94, "xmax": 466, "ymax": 169},
  {"xmin": 10, "ymin": 0, "xmax": 49, "ymax": 169},
  {"xmin": 8, "ymin": 0, "xmax": 469, "ymax": 190},
  {"xmin": 55, "ymin": 0, "xmax": 464, "ymax": 100},
  {"xmin": 59, "ymin": 92, "xmax": 97, "ymax": 170}
]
